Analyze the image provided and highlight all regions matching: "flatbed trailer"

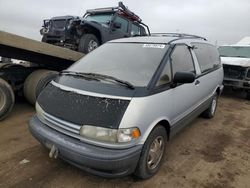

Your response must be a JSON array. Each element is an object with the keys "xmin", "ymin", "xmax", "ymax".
[{"xmin": 0, "ymin": 30, "xmax": 84, "ymax": 120}]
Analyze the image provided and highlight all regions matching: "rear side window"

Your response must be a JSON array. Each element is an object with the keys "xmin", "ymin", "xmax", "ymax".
[
  {"xmin": 171, "ymin": 45, "xmax": 195, "ymax": 75},
  {"xmin": 114, "ymin": 16, "xmax": 128, "ymax": 33},
  {"xmin": 192, "ymin": 43, "xmax": 221, "ymax": 73},
  {"xmin": 131, "ymin": 24, "xmax": 140, "ymax": 36}
]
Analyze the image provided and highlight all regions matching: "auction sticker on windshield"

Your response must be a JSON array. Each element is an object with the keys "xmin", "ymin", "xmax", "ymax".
[{"xmin": 142, "ymin": 44, "xmax": 166, "ymax": 49}]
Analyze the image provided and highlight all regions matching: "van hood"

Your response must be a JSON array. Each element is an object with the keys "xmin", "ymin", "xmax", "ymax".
[
  {"xmin": 221, "ymin": 57, "xmax": 250, "ymax": 67},
  {"xmin": 37, "ymin": 80, "xmax": 132, "ymax": 129}
]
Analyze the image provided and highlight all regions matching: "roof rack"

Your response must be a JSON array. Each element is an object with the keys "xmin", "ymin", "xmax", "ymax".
[
  {"xmin": 151, "ymin": 33, "xmax": 207, "ymax": 41},
  {"xmin": 86, "ymin": 2, "xmax": 142, "ymax": 22}
]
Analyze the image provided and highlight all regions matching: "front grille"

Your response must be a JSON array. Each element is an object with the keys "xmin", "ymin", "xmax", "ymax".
[
  {"xmin": 42, "ymin": 110, "xmax": 82, "ymax": 140},
  {"xmin": 47, "ymin": 35, "xmax": 61, "ymax": 39},
  {"xmin": 223, "ymin": 64, "xmax": 247, "ymax": 80}
]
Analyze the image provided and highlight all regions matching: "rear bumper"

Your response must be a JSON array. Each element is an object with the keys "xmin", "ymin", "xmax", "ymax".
[{"xmin": 28, "ymin": 116, "xmax": 142, "ymax": 178}]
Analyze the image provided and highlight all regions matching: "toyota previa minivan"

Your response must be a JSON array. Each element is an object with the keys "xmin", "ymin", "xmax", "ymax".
[{"xmin": 29, "ymin": 33, "xmax": 224, "ymax": 179}]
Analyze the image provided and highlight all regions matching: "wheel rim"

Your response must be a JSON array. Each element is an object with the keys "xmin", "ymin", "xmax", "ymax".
[
  {"xmin": 87, "ymin": 40, "xmax": 98, "ymax": 52},
  {"xmin": 147, "ymin": 136, "xmax": 165, "ymax": 170},
  {"xmin": 211, "ymin": 96, "xmax": 217, "ymax": 115},
  {"xmin": 0, "ymin": 88, "xmax": 6, "ymax": 112}
]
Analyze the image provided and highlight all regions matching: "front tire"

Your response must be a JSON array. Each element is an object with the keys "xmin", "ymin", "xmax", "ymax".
[
  {"xmin": 201, "ymin": 93, "xmax": 218, "ymax": 119},
  {"xmin": 134, "ymin": 125, "xmax": 167, "ymax": 179},
  {"xmin": 78, "ymin": 34, "xmax": 99, "ymax": 53}
]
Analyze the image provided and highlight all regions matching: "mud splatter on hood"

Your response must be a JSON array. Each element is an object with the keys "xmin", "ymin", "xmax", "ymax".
[{"xmin": 37, "ymin": 82, "xmax": 131, "ymax": 129}]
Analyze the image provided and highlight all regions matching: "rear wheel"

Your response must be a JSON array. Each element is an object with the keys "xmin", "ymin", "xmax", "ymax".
[
  {"xmin": 78, "ymin": 34, "xmax": 99, "ymax": 53},
  {"xmin": 0, "ymin": 78, "xmax": 14, "ymax": 121},
  {"xmin": 24, "ymin": 70, "xmax": 58, "ymax": 105},
  {"xmin": 201, "ymin": 93, "xmax": 218, "ymax": 119},
  {"xmin": 134, "ymin": 125, "xmax": 167, "ymax": 179}
]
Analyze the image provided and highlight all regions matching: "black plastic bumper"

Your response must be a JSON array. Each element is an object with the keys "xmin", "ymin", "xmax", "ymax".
[{"xmin": 28, "ymin": 116, "xmax": 142, "ymax": 178}]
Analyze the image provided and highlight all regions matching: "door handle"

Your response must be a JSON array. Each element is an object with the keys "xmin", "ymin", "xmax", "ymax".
[{"xmin": 195, "ymin": 80, "xmax": 200, "ymax": 85}]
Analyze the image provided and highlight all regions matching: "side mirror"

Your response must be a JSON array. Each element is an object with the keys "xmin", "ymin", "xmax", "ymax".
[
  {"xmin": 113, "ymin": 22, "xmax": 121, "ymax": 29},
  {"xmin": 173, "ymin": 71, "xmax": 195, "ymax": 84}
]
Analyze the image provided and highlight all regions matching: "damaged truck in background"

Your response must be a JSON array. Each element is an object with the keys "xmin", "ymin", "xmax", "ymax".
[
  {"xmin": 219, "ymin": 37, "xmax": 250, "ymax": 100},
  {"xmin": 40, "ymin": 2, "xmax": 150, "ymax": 53},
  {"xmin": 0, "ymin": 2, "xmax": 150, "ymax": 121}
]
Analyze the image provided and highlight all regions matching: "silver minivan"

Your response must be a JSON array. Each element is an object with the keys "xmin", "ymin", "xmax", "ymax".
[{"xmin": 29, "ymin": 33, "xmax": 224, "ymax": 179}]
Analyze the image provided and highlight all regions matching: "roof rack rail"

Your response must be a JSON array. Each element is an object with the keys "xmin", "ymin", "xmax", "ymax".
[
  {"xmin": 86, "ymin": 2, "xmax": 142, "ymax": 23},
  {"xmin": 151, "ymin": 33, "xmax": 207, "ymax": 41}
]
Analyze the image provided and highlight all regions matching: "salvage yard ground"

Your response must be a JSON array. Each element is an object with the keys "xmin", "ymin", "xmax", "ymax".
[{"xmin": 0, "ymin": 88, "xmax": 249, "ymax": 188}]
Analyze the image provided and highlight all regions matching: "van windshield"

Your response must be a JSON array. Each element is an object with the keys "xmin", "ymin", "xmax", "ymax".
[{"xmin": 68, "ymin": 43, "xmax": 168, "ymax": 87}]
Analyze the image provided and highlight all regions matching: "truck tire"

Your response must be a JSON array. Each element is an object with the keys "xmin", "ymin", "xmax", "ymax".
[
  {"xmin": 24, "ymin": 70, "xmax": 58, "ymax": 105},
  {"xmin": 0, "ymin": 78, "xmax": 15, "ymax": 121},
  {"xmin": 35, "ymin": 71, "xmax": 58, "ymax": 98},
  {"xmin": 78, "ymin": 34, "xmax": 99, "ymax": 53}
]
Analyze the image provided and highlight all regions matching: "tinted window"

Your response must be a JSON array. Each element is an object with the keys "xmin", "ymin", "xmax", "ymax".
[
  {"xmin": 156, "ymin": 61, "xmax": 172, "ymax": 86},
  {"xmin": 69, "ymin": 43, "xmax": 169, "ymax": 87},
  {"xmin": 171, "ymin": 45, "xmax": 195, "ymax": 75},
  {"xmin": 84, "ymin": 13, "xmax": 113, "ymax": 25},
  {"xmin": 131, "ymin": 24, "xmax": 140, "ymax": 36},
  {"xmin": 114, "ymin": 16, "xmax": 128, "ymax": 33},
  {"xmin": 192, "ymin": 43, "xmax": 220, "ymax": 73}
]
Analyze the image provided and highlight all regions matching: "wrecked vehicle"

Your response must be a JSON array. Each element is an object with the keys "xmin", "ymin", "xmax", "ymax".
[
  {"xmin": 40, "ymin": 2, "xmax": 150, "ymax": 53},
  {"xmin": 219, "ymin": 41, "xmax": 250, "ymax": 100},
  {"xmin": 29, "ymin": 33, "xmax": 223, "ymax": 179},
  {"xmin": 40, "ymin": 15, "xmax": 81, "ymax": 50}
]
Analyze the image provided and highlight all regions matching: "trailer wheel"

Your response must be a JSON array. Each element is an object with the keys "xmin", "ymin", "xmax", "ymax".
[
  {"xmin": 24, "ymin": 70, "xmax": 58, "ymax": 105},
  {"xmin": 0, "ymin": 78, "xmax": 15, "ymax": 121},
  {"xmin": 78, "ymin": 34, "xmax": 99, "ymax": 53}
]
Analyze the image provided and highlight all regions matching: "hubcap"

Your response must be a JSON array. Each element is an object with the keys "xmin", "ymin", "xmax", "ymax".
[
  {"xmin": 147, "ymin": 136, "xmax": 164, "ymax": 170},
  {"xmin": 0, "ymin": 88, "xmax": 6, "ymax": 112},
  {"xmin": 87, "ymin": 40, "xmax": 98, "ymax": 52},
  {"xmin": 211, "ymin": 96, "xmax": 217, "ymax": 115}
]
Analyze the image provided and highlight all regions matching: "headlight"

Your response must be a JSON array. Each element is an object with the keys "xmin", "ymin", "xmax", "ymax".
[
  {"xmin": 36, "ymin": 102, "xmax": 45, "ymax": 122},
  {"xmin": 79, "ymin": 125, "xmax": 140, "ymax": 143}
]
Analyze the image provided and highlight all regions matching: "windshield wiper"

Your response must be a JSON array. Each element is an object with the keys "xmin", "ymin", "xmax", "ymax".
[
  {"xmin": 60, "ymin": 71, "xmax": 135, "ymax": 89},
  {"xmin": 82, "ymin": 72, "xmax": 135, "ymax": 89},
  {"xmin": 60, "ymin": 70, "xmax": 100, "ymax": 81}
]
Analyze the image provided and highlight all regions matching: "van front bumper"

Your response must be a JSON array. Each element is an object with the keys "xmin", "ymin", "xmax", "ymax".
[{"xmin": 28, "ymin": 116, "xmax": 142, "ymax": 178}]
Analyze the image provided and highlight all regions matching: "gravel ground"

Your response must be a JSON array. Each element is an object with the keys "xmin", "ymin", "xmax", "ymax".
[{"xmin": 0, "ymin": 88, "xmax": 249, "ymax": 188}]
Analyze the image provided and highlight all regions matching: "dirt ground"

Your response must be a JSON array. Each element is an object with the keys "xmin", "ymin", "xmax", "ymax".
[{"xmin": 0, "ymin": 88, "xmax": 249, "ymax": 188}]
